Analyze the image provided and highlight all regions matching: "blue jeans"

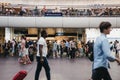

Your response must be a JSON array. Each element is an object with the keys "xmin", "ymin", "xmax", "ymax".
[{"xmin": 35, "ymin": 56, "xmax": 51, "ymax": 80}]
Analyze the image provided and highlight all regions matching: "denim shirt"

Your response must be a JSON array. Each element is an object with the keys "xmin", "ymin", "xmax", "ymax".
[{"xmin": 93, "ymin": 33, "xmax": 115, "ymax": 69}]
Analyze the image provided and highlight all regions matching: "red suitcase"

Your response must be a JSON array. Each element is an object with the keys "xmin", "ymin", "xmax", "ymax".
[{"xmin": 12, "ymin": 70, "xmax": 27, "ymax": 80}]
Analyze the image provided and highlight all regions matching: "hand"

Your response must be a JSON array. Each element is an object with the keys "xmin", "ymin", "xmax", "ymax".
[
  {"xmin": 118, "ymin": 60, "xmax": 120, "ymax": 65},
  {"xmin": 40, "ymin": 58, "xmax": 44, "ymax": 63},
  {"xmin": 116, "ymin": 58, "xmax": 120, "ymax": 65}
]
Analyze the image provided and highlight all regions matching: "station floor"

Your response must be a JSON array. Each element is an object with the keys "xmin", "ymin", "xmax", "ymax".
[{"xmin": 0, "ymin": 57, "xmax": 120, "ymax": 80}]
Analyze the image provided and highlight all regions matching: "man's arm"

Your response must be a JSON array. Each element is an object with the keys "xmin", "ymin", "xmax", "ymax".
[{"xmin": 39, "ymin": 44, "xmax": 43, "ymax": 62}]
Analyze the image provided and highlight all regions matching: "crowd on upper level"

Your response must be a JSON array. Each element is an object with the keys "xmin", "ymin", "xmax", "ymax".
[{"xmin": 0, "ymin": 5, "xmax": 120, "ymax": 17}]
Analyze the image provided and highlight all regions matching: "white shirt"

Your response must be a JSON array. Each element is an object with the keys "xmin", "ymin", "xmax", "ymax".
[{"xmin": 37, "ymin": 37, "xmax": 47, "ymax": 57}]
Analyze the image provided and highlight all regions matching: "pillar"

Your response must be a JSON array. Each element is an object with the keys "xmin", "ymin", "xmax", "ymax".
[{"xmin": 5, "ymin": 27, "xmax": 14, "ymax": 42}]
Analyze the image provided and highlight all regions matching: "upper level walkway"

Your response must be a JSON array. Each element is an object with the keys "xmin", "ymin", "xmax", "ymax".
[{"xmin": 0, "ymin": 16, "xmax": 120, "ymax": 28}]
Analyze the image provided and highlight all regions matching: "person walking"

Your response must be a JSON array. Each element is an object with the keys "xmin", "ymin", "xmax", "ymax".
[
  {"xmin": 52, "ymin": 41, "xmax": 58, "ymax": 58},
  {"xmin": 116, "ymin": 41, "xmax": 120, "ymax": 58},
  {"xmin": 70, "ymin": 39, "xmax": 76, "ymax": 59},
  {"xmin": 92, "ymin": 22, "xmax": 120, "ymax": 80},
  {"xmin": 20, "ymin": 35, "xmax": 27, "ymax": 65},
  {"xmin": 11, "ymin": 39, "xmax": 16, "ymax": 56},
  {"xmin": 65, "ymin": 40, "xmax": 70, "ymax": 57},
  {"xmin": 35, "ymin": 30, "xmax": 51, "ymax": 80}
]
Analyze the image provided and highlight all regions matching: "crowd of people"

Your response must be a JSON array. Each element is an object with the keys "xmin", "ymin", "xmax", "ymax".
[
  {"xmin": 34, "ymin": 27, "xmax": 120, "ymax": 80},
  {"xmin": 0, "ymin": 5, "xmax": 120, "ymax": 17},
  {"xmin": 0, "ymin": 37, "xmax": 92, "ymax": 59},
  {"xmin": 63, "ymin": 7, "xmax": 120, "ymax": 17},
  {"xmin": 0, "ymin": 25, "xmax": 120, "ymax": 80},
  {"xmin": 1, "ymin": 36, "xmax": 37, "ymax": 64},
  {"xmin": 110, "ymin": 40, "xmax": 120, "ymax": 58},
  {"xmin": 1, "ymin": 36, "xmax": 120, "ymax": 61}
]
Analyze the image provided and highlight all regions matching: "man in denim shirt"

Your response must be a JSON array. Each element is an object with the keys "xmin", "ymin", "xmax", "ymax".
[{"xmin": 92, "ymin": 22, "xmax": 120, "ymax": 80}]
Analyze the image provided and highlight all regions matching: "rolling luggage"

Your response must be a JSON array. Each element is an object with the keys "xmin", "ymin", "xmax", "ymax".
[{"xmin": 12, "ymin": 70, "xmax": 27, "ymax": 80}]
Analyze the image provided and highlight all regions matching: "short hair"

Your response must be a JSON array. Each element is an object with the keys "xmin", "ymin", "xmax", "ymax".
[
  {"xmin": 99, "ymin": 22, "xmax": 111, "ymax": 33},
  {"xmin": 41, "ymin": 30, "xmax": 47, "ymax": 37}
]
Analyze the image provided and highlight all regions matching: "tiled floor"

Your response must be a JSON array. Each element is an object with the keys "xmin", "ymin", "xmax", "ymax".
[{"xmin": 0, "ymin": 57, "xmax": 120, "ymax": 80}]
